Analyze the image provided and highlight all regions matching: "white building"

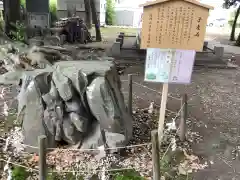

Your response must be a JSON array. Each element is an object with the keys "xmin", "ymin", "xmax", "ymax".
[
  {"xmin": 0, "ymin": 1, "xmax": 3, "ymax": 10},
  {"xmin": 200, "ymin": 0, "xmax": 233, "ymax": 20},
  {"xmin": 57, "ymin": 0, "xmax": 106, "ymax": 25},
  {"xmin": 114, "ymin": 4, "xmax": 142, "ymax": 27},
  {"xmin": 114, "ymin": 0, "xmax": 154, "ymax": 27}
]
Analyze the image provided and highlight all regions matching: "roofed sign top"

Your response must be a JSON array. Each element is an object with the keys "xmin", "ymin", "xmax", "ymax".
[{"xmin": 140, "ymin": 0, "xmax": 214, "ymax": 51}]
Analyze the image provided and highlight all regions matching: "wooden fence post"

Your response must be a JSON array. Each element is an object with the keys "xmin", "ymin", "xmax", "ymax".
[
  {"xmin": 0, "ymin": 142, "xmax": 3, "ymax": 170},
  {"xmin": 128, "ymin": 74, "xmax": 133, "ymax": 115},
  {"xmin": 39, "ymin": 135, "xmax": 47, "ymax": 180},
  {"xmin": 178, "ymin": 94, "xmax": 188, "ymax": 141},
  {"xmin": 151, "ymin": 130, "xmax": 161, "ymax": 180}
]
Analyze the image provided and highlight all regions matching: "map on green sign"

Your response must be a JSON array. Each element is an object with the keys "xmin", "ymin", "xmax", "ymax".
[{"xmin": 144, "ymin": 48, "xmax": 196, "ymax": 84}]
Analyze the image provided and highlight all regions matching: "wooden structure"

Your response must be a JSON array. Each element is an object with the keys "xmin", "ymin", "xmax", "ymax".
[
  {"xmin": 53, "ymin": 17, "xmax": 92, "ymax": 44},
  {"xmin": 26, "ymin": 0, "xmax": 50, "ymax": 28},
  {"xmin": 138, "ymin": 0, "xmax": 214, "ymax": 167},
  {"xmin": 140, "ymin": 0, "xmax": 214, "ymax": 51}
]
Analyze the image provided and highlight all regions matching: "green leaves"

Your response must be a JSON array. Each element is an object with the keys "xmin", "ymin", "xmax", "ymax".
[
  {"xmin": 12, "ymin": 166, "xmax": 29, "ymax": 180},
  {"xmin": 223, "ymin": 0, "xmax": 240, "ymax": 9},
  {"xmin": 9, "ymin": 21, "xmax": 25, "ymax": 42},
  {"xmin": 106, "ymin": 0, "xmax": 115, "ymax": 25},
  {"xmin": 113, "ymin": 170, "xmax": 145, "ymax": 180}
]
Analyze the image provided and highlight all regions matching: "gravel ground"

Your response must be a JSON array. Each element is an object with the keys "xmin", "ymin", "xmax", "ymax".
[{"xmin": 119, "ymin": 61, "xmax": 240, "ymax": 180}]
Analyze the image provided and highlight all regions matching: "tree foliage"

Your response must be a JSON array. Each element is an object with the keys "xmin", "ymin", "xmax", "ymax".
[
  {"xmin": 49, "ymin": 0, "xmax": 57, "ymax": 23},
  {"xmin": 223, "ymin": 0, "xmax": 240, "ymax": 8},
  {"xmin": 20, "ymin": 0, "xmax": 26, "ymax": 7},
  {"xmin": 106, "ymin": 0, "xmax": 115, "ymax": 25},
  {"xmin": 223, "ymin": 0, "xmax": 240, "ymax": 41}
]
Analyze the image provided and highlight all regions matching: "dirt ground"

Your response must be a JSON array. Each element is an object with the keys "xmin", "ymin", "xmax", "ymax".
[{"xmin": 119, "ymin": 61, "xmax": 240, "ymax": 180}]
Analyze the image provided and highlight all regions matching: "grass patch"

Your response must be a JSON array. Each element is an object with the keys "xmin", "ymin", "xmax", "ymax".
[{"xmin": 112, "ymin": 169, "xmax": 145, "ymax": 180}]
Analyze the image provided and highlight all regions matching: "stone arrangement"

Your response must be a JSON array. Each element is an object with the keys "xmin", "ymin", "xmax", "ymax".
[{"xmin": 0, "ymin": 45, "xmax": 133, "ymax": 154}]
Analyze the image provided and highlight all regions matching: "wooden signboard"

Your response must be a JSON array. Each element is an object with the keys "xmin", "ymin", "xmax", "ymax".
[{"xmin": 140, "ymin": 0, "xmax": 214, "ymax": 51}]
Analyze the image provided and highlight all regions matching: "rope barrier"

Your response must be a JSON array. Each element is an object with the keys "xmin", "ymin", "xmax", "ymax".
[
  {"xmin": 121, "ymin": 79, "xmax": 181, "ymax": 101},
  {"xmin": 161, "ymin": 102, "xmax": 186, "ymax": 161},
  {"xmin": 0, "ymin": 95, "xmax": 188, "ymax": 179},
  {"xmin": 132, "ymin": 92, "xmax": 178, "ymax": 114},
  {"xmin": 0, "ymin": 102, "xmax": 186, "ymax": 177},
  {"xmin": 49, "ymin": 167, "xmax": 134, "ymax": 173},
  {"xmin": 0, "ymin": 158, "xmax": 134, "ymax": 173},
  {"xmin": 0, "ymin": 136, "xmax": 151, "ymax": 151},
  {"xmin": 132, "ymin": 81, "xmax": 181, "ymax": 101},
  {"xmin": 0, "ymin": 76, "xmax": 188, "ymax": 178}
]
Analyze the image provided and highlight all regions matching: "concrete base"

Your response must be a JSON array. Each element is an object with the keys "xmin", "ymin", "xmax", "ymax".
[
  {"xmin": 203, "ymin": 41, "xmax": 208, "ymax": 51},
  {"xmin": 60, "ymin": 34, "xmax": 66, "ymax": 45},
  {"xmin": 116, "ymin": 38, "xmax": 122, "ymax": 43},
  {"xmin": 120, "ymin": 32, "xmax": 125, "ymax": 36},
  {"xmin": 118, "ymin": 34, "xmax": 124, "ymax": 48},
  {"xmin": 214, "ymin": 46, "xmax": 224, "ymax": 58},
  {"xmin": 111, "ymin": 42, "xmax": 121, "ymax": 56}
]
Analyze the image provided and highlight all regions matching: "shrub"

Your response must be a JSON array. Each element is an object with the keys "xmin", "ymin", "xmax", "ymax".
[
  {"xmin": 12, "ymin": 166, "xmax": 29, "ymax": 180},
  {"xmin": 9, "ymin": 21, "xmax": 25, "ymax": 42}
]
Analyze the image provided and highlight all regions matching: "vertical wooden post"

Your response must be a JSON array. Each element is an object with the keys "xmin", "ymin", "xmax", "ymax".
[
  {"xmin": 179, "ymin": 94, "xmax": 187, "ymax": 141},
  {"xmin": 0, "ymin": 141, "xmax": 3, "ymax": 170},
  {"xmin": 128, "ymin": 74, "xmax": 133, "ymax": 115},
  {"xmin": 151, "ymin": 130, "xmax": 161, "ymax": 180},
  {"xmin": 158, "ymin": 83, "xmax": 169, "ymax": 147},
  {"xmin": 39, "ymin": 135, "xmax": 47, "ymax": 180},
  {"xmin": 67, "ymin": 3, "xmax": 76, "ymax": 17},
  {"xmin": 90, "ymin": 0, "xmax": 102, "ymax": 41},
  {"xmin": 84, "ymin": 0, "xmax": 92, "ymax": 29},
  {"xmin": 3, "ymin": 0, "xmax": 20, "ymax": 35}
]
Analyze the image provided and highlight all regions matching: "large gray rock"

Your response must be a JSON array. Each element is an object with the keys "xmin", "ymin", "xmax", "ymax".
[
  {"xmin": 19, "ymin": 74, "xmax": 56, "ymax": 152},
  {"xmin": 1, "ymin": 60, "xmax": 133, "ymax": 153}
]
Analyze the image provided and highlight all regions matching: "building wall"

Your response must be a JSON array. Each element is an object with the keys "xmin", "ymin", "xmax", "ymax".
[
  {"xmin": 100, "ymin": 0, "xmax": 106, "ymax": 25},
  {"xmin": 132, "ymin": 10, "xmax": 142, "ymax": 28},
  {"xmin": 0, "ymin": 1, "xmax": 3, "ymax": 11},
  {"xmin": 115, "ymin": 10, "xmax": 134, "ymax": 26},
  {"xmin": 114, "ymin": 6, "xmax": 142, "ymax": 27},
  {"xmin": 57, "ymin": 10, "xmax": 100, "ymax": 20},
  {"xmin": 57, "ymin": 0, "xmax": 105, "ymax": 12},
  {"xmin": 58, "ymin": 0, "xmax": 88, "ymax": 11},
  {"xmin": 57, "ymin": 0, "xmax": 106, "ymax": 25}
]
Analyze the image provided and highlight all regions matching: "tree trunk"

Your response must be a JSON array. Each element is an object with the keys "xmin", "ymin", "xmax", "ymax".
[
  {"xmin": 230, "ymin": 5, "xmax": 240, "ymax": 41},
  {"xmin": 90, "ymin": 0, "xmax": 102, "ymax": 41},
  {"xmin": 3, "ymin": 0, "xmax": 21, "ymax": 35},
  {"xmin": 67, "ymin": 3, "xmax": 76, "ymax": 17},
  {"xmin": 236, "ymin": 33, "xmax": 240, "ymax": 46},
  {"xmin": 84, "ymin": 0, "xmax": 92, "ymax": 29}
]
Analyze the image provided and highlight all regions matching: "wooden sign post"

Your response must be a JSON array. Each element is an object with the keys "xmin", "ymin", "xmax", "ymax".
[
  {"xmin": 140, "ymin": 0, "xmax": 214, "ymax": 147},
  {"xmin": 145, "ymin": 48, "xmax": 196, "ymax": 145}
]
